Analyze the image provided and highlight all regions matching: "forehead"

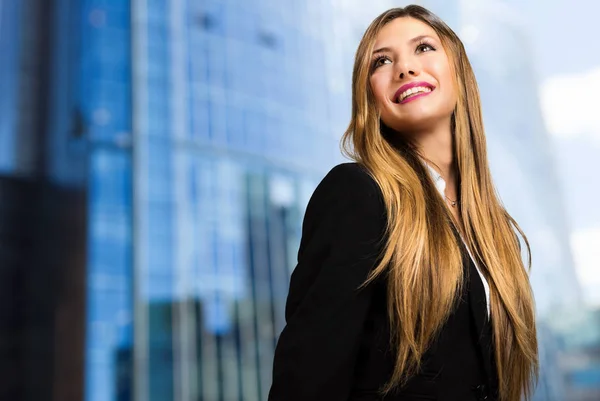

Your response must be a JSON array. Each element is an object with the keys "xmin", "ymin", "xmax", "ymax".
[{"xmin": 373, "ymin": 17, "xmax": 440, "ymax": 48}]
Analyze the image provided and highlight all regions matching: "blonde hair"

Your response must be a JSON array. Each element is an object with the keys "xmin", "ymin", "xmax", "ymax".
[{"xmin": 341, "ymin": 5, "xmax": 538, "ymax": 401}]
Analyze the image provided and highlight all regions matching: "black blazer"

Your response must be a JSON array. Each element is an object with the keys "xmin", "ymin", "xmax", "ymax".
[{"xmin": 268, "ymin": 163, "xmax": 499, "ymax": 401}]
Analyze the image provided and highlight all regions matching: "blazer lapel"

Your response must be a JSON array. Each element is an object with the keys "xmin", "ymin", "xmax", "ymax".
[
  {"xmin": 451, "ymin": 223, "xmax": 495, "ymax": 387},
  {"xmin": 464, "ymin": 250, "xmax": 494, "ymax": 387}
]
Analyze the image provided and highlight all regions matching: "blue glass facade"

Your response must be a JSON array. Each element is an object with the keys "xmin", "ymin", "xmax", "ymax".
[
  {"xmin": 46, "ymin": 5, "xmax": 85, "ymax": 187},
  {"xmin": 129, "ymin": 1, "xmax": 347, "ymax": 399},
  {"xmin": 0, "ymin": 0, "xmax": 21, "ymax": 173},
  {"xmin": 79, "ymin": 1, "xmax": 134, "ymax": 401}
]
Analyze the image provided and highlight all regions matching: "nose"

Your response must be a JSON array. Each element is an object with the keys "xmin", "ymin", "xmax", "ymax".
[
  {"xmin": 397, "ymin": 57, "xmax": 420, "ymax": 79},
  {"xmin": 399, "ymin": 70, "xmax": 416, "ymax": 79}
]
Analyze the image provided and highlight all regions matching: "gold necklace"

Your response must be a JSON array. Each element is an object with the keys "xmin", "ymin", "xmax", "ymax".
[
  {"xmin": 419, "ymin": 156, "xmax": 458, "ymax": 207},
  {"xmin": 445, "ymin": 195, "xmax": 457, "ymax": 207}
]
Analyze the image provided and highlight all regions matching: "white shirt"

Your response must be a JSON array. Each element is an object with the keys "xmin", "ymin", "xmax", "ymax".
[{"xmin": 424, "ymin": 163, "xmax": 491, "ymax": 318}]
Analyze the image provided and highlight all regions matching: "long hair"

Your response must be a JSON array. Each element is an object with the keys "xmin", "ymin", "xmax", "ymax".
[{"xmin": 341, "ymin": 5, "xmax": 538, "ymax": 401}]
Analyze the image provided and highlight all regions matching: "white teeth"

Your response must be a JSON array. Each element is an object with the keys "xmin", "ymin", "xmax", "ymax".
[{"xmin": 398, "ymin": 86, "xmax": 432, "ymax": 102}]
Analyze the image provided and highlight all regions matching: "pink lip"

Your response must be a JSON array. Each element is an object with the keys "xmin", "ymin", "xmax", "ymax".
[
  {"xmin": 399, "ymin": 91, "xmax": 432, "ymax": 104},
  {"xmin": 394, "ymin": 81, "xmax": 435, "ymax": 104}
]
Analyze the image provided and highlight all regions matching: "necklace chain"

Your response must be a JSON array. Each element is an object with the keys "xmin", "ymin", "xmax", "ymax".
[
  {"xmin": 420, "ymin": 158, "xmax": 459, "ymax": 207},
  {"xmin": 445, "ymin": 194, "xmax": 457, "ymax": 207}
]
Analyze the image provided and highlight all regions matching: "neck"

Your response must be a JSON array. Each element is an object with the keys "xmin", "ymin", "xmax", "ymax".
[{"xmin": 413, "ymin": 125, "xmax": 456, "ymax": 183}]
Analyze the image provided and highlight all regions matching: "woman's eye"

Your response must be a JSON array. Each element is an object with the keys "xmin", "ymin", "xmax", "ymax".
[
  {"xmin": 373, "ymin": 56, "xmax": 391, "ymax": 69},
  {"xmin": 417, "ymin": 43, "xmax": 435, "ymax": 53}
]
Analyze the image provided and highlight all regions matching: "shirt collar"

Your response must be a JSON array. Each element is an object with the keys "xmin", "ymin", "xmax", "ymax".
[{"xmin": 422, "ymin": 161, "xmax": 447, "ymax": 197}]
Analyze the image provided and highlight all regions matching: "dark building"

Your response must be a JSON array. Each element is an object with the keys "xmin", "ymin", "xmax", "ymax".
[{"xmin": 0, "ymin": 1, "xmax": 88, "ymax": 401}]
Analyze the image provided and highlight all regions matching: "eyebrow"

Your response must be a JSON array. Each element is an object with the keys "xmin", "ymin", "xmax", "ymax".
[{"xmin": 372, "ymin": 35, "xmax": 436, "ymax": 55}]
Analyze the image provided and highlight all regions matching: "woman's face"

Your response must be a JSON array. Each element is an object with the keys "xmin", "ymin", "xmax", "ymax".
[{"xmin": 369, "ymin": 17, "xmax": 457, "ymax": 135}]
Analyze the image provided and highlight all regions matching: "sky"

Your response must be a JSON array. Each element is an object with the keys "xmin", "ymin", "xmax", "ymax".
[
  {"xmin": 504, "ymin": 0, "xmax": 600, "ymax": 306},
  {"xmin": 504, "ymin": 0, "xmax": 600, "ymax": 78}
]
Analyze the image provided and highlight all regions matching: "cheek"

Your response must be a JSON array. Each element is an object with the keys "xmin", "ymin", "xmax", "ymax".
[
  {"xmin": 442, "ymin": 72, "xmax": 458, "ymax": 106},
  {"xmin": 369, "ymin": 76, "xmax": 389, "ymax": 107},
  {"xmin": 434, "ymin": 63, "xmax": 455, "ymax": 93},
  {"xmin": 429, "ymin": 63, "xmax": 457, "ymax": 105}
]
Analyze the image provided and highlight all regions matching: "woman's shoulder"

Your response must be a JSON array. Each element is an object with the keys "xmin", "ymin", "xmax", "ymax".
[
  {"xmin": 308, "ymin": 162, "xmax": 384, "ymax": 214},
  {"xmin": 318, "ymin": 162, "xmax": 380, "ymax": 194}
]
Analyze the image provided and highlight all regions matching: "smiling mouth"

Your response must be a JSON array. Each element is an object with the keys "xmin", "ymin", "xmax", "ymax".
[{"xmin": 395, "ymin": 86, "xmax": 434, "ymax": 103}]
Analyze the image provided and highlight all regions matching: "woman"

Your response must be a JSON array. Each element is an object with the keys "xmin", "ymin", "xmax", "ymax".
[{"xmin": 268, "ymin": 5, "xmax": 538, "ymax": 401}]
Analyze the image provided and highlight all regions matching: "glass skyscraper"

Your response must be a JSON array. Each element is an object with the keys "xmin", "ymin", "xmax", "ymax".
[
  {"xmin": 126, "ymin": 1, "xmax": 403, "ymax": 399},
  {"xmin": 2, "ymin": 0, "xmax": 597, "ymax": 400},
  {"xmin": 0, "ymin": 0, "xmax": 20, "ymax": 173},
  {"xmin": 84, "ymin": 0, "xmax": 399, "ymax": 400}
]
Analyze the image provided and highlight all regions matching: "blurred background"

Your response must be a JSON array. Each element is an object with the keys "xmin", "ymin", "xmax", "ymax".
[{"xmin": 0, "ymin": 0, "xmax": 598, "ymax": 400}]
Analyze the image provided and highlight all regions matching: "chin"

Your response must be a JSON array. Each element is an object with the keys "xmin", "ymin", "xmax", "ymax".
[
  {"xmin": 385, "ymin": 114, "xmax": 439, "ymax": 133},
  {"xmin": 386, "ymin": 104, "xmax": 453, "ymax": 132}
]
